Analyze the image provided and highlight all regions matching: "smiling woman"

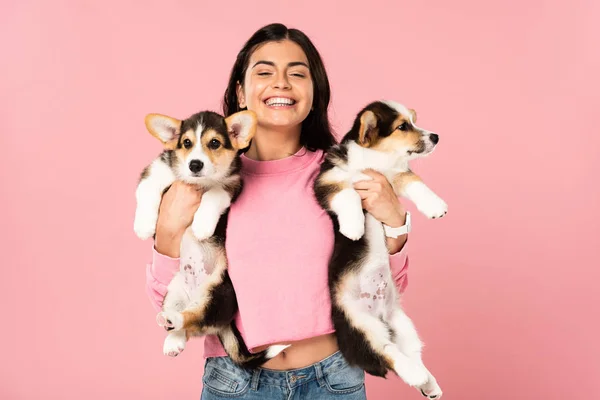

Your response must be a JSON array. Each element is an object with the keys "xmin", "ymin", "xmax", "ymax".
[
  {"xmin": 236, "ymin": 43, "xmax": 314, "ymax": 135},
  {"xmin": 145, "ymin": 23, "xmax": 413, "ymax": 400}
]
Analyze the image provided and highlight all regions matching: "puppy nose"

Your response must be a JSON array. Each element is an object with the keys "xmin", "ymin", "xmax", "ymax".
[
  {"xmin": 189, "ymin": 160, "xmax": 203, "ymax": 173},
  {"xmin": 429, "ymin": 133, "xmax": 439, "ymax": 144}
]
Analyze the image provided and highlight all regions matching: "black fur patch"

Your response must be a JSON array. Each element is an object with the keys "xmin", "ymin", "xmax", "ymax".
[
  {"xmin": 313, "ymin": 144, "xmax": 349, "ymax": 210},
  {"xmin": 328, "ymin": 223, "xmax": 391, "ymax": 377},
  {"xmin": 178, "ymin": 111, "xmax": 235, "ymax": 150},
  {"xmin": 342, "ymin": 102, "xmax": 399, "ymax": 144}
]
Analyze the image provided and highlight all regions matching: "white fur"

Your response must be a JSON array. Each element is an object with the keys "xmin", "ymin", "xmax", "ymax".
[
  {"xmin": 178, "ymin": 123, "xmax": 215, "ymax": 179},
  {"xmin": 330, "ymin": 188, "xmax": 365, "ymax": 240},
  {"xmin": 337, "ymin": 213, "xmax": 442, "ymax": 395},
  {"xmin": 163, "ymin": 329, "xmax": 187, "ymax": 357},
  {"xmin": 149, "ymin": 117, "xmax": 179, "ymax": 143},
  {"xmin": 402, "ymin": 181, "xmax": 448, "ymax": 219},
  {"xmin": 266, "ymin": 344, "xmax": 291, "ymax": 358},
  {"xmin": 133, "ymin": 160, "xmax": 176, "ymax": 239},
  {"xmin": 322, "ymin": 101, "xmax": 444, "ymax": 398},
  {"xmin": 191, "ymin": 187, "xmax": 232, "ymax": 241}
]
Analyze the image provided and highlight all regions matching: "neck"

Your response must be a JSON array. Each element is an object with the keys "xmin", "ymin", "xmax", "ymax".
[
  {"xmin": 245, "ymin": 125, "xmax": 303, "ymax": 161},
  {"xmin": 346, "ymin": 141, "xmax": 407, "ymax": 172}
]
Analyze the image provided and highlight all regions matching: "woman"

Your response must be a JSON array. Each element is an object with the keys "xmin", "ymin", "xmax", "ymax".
[{"xmin": 145, "ymin": 23, "xmax": 411, "ymax": 399}]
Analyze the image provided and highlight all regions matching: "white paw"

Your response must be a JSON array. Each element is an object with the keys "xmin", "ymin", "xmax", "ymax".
[
  {"xmin": 417, "ymin": 196, "xmax": 448, "ymax": 219},
  {"xmin": 156, "ymin": 310, "xmax": 184, "ymax": 330},
  {"xmin": 191, "ymin": 218, "xmax": 217, "ymax": 242},
  {"xmin": 394, "ymin": 359, "xmax": 429, "ymax": 387},
  {"xmin": 417, "ymin": 373, "xmax": 443, "ymax": 399},
  {"xmin": 338, "ymin": 214, "xmax": 365, "ymax": 240},
  {"xmin": 134, "ymin": 211, "xmax": 158, "ymax": 240},
  {"xmin": 163, "ymin": 333, "xmax": 187, "ymax": 357}
]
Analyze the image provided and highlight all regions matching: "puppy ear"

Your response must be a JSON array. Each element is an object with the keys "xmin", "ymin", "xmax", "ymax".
[
  {"xmin": 358, "ymin": 110, "xmax": 378, "ymax": 147},
  {"xmin": 409, "ymin": 109, "xmax": 417, "ymax": 123},
  {"xmin": 225, "ymin": 110, "xmax": 257, "ymax": 149},
  {"xmin": 145, "ymin": 114, "xmax": 181, "ymax": 150}
]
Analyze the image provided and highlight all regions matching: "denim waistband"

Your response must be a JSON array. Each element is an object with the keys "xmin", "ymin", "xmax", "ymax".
[{"xmin": 206, "ymin": 351, "xmax": 352, "ymax": 389}]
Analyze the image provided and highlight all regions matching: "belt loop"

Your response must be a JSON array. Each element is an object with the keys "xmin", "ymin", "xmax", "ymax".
[
  {"xmin": 250, "ymin": 368, "xmax": 261, "ymax": 391},
  {"xmin": 314, "ymin": 361, "xmax": 325, "ymax": 387}
]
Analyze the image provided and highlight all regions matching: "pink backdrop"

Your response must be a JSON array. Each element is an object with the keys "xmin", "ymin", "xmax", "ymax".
[{"xmin": 2, "ymin": 1, "xmax": 599, "ymax": 399}]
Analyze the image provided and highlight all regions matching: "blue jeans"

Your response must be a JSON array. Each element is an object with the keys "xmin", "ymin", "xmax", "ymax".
[{"xmin": 200, "ymin": 351, "xmax": 367, "ymax": 399}]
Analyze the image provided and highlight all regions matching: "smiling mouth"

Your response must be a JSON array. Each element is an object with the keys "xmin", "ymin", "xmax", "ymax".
[{"xmin": 264, "ymin": 97, "xmax": 296, "ymax": 107}]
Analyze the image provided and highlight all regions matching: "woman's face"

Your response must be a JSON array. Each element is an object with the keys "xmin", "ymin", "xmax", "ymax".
[{"xmin": 237, "ymin": 40, "xmax": 314, "ymax": 131}]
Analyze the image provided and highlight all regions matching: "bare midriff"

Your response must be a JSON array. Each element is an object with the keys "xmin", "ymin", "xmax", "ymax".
[{"xmin": 253, "ymin": 333, "xmax": 339, "ymax": 370}]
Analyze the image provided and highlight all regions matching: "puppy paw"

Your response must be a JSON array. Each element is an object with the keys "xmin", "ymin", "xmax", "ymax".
[
  {"xmin": 394, "ymin": 360, "xmax": 429, "ymax": 388},
  {"xmin": 163, "ymin": 333, "xmax": 186, "ymax": 357},
  {"xmin": 339, "ymin": 215, "xmax": 365, "ymax": 240},
  {"xmin": 417, "ymin": 196, "xmax": 448, "ymax": 219},
  {"xmin": 417, "ymin": 373, "xmax": 442, "ymax": 399},
  {"xmin": 134, "ymin": 211, "xmax": 158, "ymax": 240},
  {"xmin": 156, "ymin": 311, "xmax": 184, "ymax": 331},
  {"xmin": 191, "ymin": 219, "xmax": 217, "ymax": 242}
]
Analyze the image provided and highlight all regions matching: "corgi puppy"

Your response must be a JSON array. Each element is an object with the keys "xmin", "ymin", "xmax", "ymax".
[
  {"xmin": 134, "ymin": 109, "xmax": 288, "ymax": 368},
  {"xmin": 314, "ymin": 101, "xmax": 446, "ymax": 398}
]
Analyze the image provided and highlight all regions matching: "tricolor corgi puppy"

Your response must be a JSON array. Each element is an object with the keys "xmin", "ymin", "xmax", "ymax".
[
  {"xmin": 134, "ymin": 109, "xmax": 288, "ymax": 368},
  {"xmin": 314, "ymin": 101, "xmax": 446, "ymax": 398}
]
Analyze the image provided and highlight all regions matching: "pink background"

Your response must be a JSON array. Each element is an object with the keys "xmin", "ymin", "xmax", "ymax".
[{"xmin": 2, "ymin": 0, "xmax": 599, "ymax": 399}]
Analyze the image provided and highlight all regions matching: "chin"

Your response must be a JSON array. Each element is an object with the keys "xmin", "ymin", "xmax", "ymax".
[{"xmin": 260, "ymin": 117, "xmax": 305, "ymax": 130}]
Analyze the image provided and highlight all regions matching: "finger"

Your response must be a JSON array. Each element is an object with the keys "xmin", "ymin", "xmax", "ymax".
[
  {"xmin": 353, "ymin": 181, "xmax": 374, "ymax": 191},
  {"xmin": 361, "ymin": 169, "xmax": 385, "ymax": 181},
  {"xmin": 353, "ymin": 180, "xmax": 382, "ymax": 192},
  {"xmin": 356, "ymin": 189, "xmax": 370, "ymax": 200},
  {"xmin": 361, "ymin": 194, "xmax": 376, "ymax": 210}
]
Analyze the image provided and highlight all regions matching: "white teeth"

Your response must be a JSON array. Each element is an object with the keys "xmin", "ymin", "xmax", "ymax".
[{"xmin": 265, "ymin": 97, "xmax": 295, "ymax": 106}]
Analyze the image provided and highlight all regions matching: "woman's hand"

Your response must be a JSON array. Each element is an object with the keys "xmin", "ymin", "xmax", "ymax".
[
  {"xmin": 154, "ymin": 181, "xmax": 203, "ymax": 258},
  {"xmin": 353, "ymin": 169, "xmax": 407, "ymax": 254}
]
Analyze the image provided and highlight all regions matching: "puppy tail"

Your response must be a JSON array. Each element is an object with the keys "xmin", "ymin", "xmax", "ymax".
[{"xmin": 218, "ymin": 321, "xmax": 289, "ymax": 370}]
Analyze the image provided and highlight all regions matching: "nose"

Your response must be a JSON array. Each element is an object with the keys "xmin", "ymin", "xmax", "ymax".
[
  {"xmin": 429, "ymin": 133, "xmax": 439, "ymax": 144},
  {"xmin": 273, "ymin": 72, "xmax": 291, "ymax": 89},
  {"xmin": 189, "ymin": 160, "xmax": 203, "ymax": 173}
]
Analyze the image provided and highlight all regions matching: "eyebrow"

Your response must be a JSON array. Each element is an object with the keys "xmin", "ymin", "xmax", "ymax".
[{"xmin": 251, "ymin": 60, "xmax": 309, "ymax": 69}]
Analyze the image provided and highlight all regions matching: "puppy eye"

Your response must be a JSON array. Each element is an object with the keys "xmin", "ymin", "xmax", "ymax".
[
  {"xmin": 183, "ymin": 139, "xmax": 192, "ymax": 148},
  {"xmin": 397, "ymin": 123, "xmax": 408, "ymax": 131},
  {"xmin": 208, "ymin": 139, "xmax": 221, "ymax": 150}
]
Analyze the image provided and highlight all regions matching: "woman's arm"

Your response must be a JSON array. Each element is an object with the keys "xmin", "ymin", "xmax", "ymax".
[
  {"xmin": 389, "ymin": 240, "xmax": 410, "ymax": 293},
  {"xmin": 353, "ymin": 170, "xmax": 410, "ymax": 293},
  {"xmin": 144, "ymin": 181, "xmax": 203, "ymax": 310},
  {"xmin": 146, "ymin": 248, "xmax": 180, "ymax": 311}
]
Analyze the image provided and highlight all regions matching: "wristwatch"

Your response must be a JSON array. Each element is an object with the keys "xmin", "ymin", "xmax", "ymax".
[{"xmin": 383, "ymin": 211, "xmax": 411, "ymax": 238}]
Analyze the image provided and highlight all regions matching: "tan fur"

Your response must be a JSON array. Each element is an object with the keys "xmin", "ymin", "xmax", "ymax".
[
  {"xmin": 391, "ymin": 171, "xmax": 423, "ymax": 195},
  {"xmin": 225, "ymin": 110, "xmax": 257, "ymax": 149},
  {"xmin": 201, "ymin": 129, "xmax": 236, "ymax": 167},
  {"xmin": 179, "ymin": 129, "xmax": 196, "ymax": 156},
  {"xmin": 370, "ymin": 115, "xmax": 423, "ymax": 153},
  {"xmin": 180, "ymin": 303, "xmax": 211, "ymax": 330},
  {"xmin": 316, "ymin": 170, "xmax": 349, "ymax": 205},
  {"xmin": 358, "ymin": 110, "xmax": 378, "ymax": 147},
  {"xmin": 145, "ymin": 113, "xmax": 181, "ymax": 150},
  {"xmin": 409, "ymin": 109, "xmax": 417, "ymax": 122}
]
